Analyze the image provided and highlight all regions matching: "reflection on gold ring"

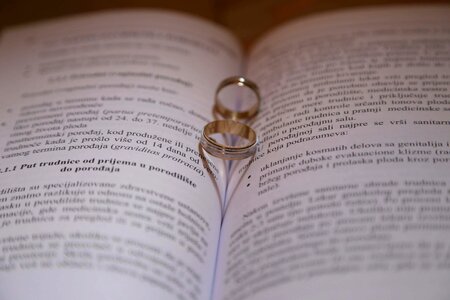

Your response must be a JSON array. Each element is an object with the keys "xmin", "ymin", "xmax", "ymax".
[{"xmin": 200, "ymin": 119, "xmax": 257, "ymax": 160}]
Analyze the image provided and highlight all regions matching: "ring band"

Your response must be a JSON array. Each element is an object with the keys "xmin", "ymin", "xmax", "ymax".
[
  {"xmin": 214, "ymin": 76, "xmax": 261, "ymax": 121},
  {"xmin": 200, "ymin": 120, "xmax": 258, "ymax": 160}
]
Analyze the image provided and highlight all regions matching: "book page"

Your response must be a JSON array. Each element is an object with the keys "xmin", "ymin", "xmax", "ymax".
[
  {"xmin": 214, "ymin": 6, "xmax": 450, "ymax": 300},
  {"xmin": 0, "ymin": 10, "xmax": 241, "ymax": 300}
]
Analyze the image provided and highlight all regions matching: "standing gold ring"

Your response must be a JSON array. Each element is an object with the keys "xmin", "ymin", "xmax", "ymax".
[
  {"xmin": 200, "ymin": 119, "xmax": 258, "ymax": 160},
  {"xmin": 214, "ymin": 76, "xmax": 261, "ymax": 121}
]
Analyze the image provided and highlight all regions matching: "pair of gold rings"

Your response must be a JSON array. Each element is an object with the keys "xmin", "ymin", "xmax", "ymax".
[{"xmin": 200, "ymin": 76, "xmax": 260, "ymax": 160}]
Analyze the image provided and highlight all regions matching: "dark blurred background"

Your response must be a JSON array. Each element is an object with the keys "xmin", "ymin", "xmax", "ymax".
[{"xmin": 0, "ymin": 0, "xmax": 449, "ymax": 46}]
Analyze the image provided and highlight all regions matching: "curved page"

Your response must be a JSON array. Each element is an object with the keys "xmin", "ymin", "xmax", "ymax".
[
  {"xmin": 0, "ymin": 10, "xmax": 241, "ymax": 300},
  {"xmin": 214, "ymin": 6, "xmax": 450, "ymax": 300}
]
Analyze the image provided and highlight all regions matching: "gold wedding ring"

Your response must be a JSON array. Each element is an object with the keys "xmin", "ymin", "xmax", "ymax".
[
  {"xmin": 200, "ymin": 120, "xmax": 258, "ymax": 160},
  {"xmin": 214, "ymin": 76, "xmax": 261, "ymax": 121}
]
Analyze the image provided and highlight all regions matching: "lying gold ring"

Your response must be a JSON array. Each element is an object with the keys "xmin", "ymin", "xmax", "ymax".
[
  {"xmin": 214, "ymin": 76, "xmax": 261, "ymax": 121},
  {"xmin": 200, "ymin": 120, "xmax": 258, "ymax": 160}
]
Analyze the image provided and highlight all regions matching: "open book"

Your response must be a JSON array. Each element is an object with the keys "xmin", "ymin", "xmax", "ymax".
[{"xmin": 1, "ymin": 5, "xmax": 449, "ymax": 300}]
